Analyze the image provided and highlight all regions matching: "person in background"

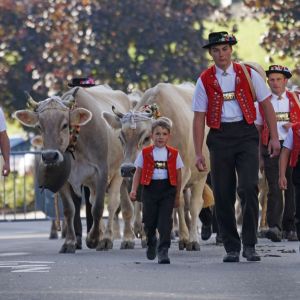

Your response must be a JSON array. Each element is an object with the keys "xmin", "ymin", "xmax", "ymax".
[
  {"xmin": 279, "ymin": 123, "xmax": 300, "ymax": 247},
  {"xmin": 255, "ymin": 65, "xmax": 300, "ymax": 242},
  {"xmin": 130, "ymin": 118, "xmax": 183, "ymax": 264},
  {"xmin": 192, "ymin": 31, "xmax": 280, "ymax": 263},
  {"xmin": 0, "ymin": 106, "xmax": 10, "ymax": 177}
]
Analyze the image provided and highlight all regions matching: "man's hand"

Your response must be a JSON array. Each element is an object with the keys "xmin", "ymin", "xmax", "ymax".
[
  {"xmin": 195, "ymin": 154, "xmax": 207, "ymax": 172},
  {"xmin": 279, "ymin": 176, "xmax": 287, "ymax": 190},
  {"xmin": 2, "ymin": 162, "xmax": 10, "ymax": 177},
  {"xmin": 268, "ymin": 138, "xmax": 281, "ymax": 158},
  {"xmin": 129, "ymin": 191, "xmax": 137, "ymax": 202}
]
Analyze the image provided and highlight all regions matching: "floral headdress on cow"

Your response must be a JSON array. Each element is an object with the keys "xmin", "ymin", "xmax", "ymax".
[{"xmin": 140, "ymin": 103, "xmax": 161, "ymax": 119}]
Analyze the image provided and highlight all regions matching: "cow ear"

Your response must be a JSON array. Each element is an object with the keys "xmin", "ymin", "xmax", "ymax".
[
  {"xmin": 13, "ymin": 110, "xmax": 38, "ymax": 127},
  {"xmin": 31, "ymin": 135, "xmax": 43, "ymax": 148},
  {"xmin": 102, "ymin": 111, "xmax": 122, "ymax": 129},
  {"xmin": 70, "ymin": 108, "xmax": 92, "ymax": 126}
]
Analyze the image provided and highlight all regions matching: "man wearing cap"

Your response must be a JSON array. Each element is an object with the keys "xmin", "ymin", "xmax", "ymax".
[
  {"xmin": 0, "ymin": 106, "xmax": 10, "ymax": 177},
  {"xmin": 255, "ymin": 65, "xmax": 300, "ymax": 242},
  {"xmin": 192, "ymin": 31, "xmax": 280, "ymax": 262}
]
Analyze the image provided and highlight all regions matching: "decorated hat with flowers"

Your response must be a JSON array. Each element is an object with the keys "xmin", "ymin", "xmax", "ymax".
[
  {"xmin": 265, "ymin": 65, "xmax": 292, "ymax": 79},
  {"xmin": 68, "ymin": 77, "xmax": 96, "ymax": 87},
  {"xmin": 202, "ymin": 31, "xmax": 237, "ymax": 49}
]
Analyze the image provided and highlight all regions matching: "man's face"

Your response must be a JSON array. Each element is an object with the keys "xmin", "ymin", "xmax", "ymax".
[
  {"xmin": 267, "ymin": 73, "xmax": 288, "ymax": 96},
  {"xmin": 209, "ymin": 44, "xmax": 232, "ymax": 69}
]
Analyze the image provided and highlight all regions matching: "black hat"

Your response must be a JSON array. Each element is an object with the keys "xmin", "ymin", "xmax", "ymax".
[
  {"xmin": 265, "ymin": 65, "xmax": 292, "ymax": 79},
  {"xmin": 202, "ymin": 31, "xmax": 237, "ymax": 49},
  {"xmin": 68, "ymin": 77, "xmax": 96, "ymax": 87}
]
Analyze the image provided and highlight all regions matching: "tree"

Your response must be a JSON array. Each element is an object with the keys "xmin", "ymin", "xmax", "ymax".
[
  {"xmin": 243, "ymin": 0, "xmax": 300, "ymax": 80},
  {"xmin": 0, "ymin": 0, "xmax": 218, "ymax": 114}
]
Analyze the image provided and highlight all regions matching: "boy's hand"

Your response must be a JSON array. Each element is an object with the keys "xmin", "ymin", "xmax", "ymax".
[
  {"xmin": 279, "ymin": 176, "xmax": 287, "ymax": 190},
  {"xmin": 129, "ymin": 191, "xmax": 137, "ymax": 201}
]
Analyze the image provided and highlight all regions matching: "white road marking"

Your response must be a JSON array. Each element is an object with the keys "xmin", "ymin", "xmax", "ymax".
[
  {"xmin": 0, "ymin": 252, "xmax": 29, "ymax": 256},
  {"xmin": 0, "ymin": 260, "xmax": 55, "ymax": 273}
]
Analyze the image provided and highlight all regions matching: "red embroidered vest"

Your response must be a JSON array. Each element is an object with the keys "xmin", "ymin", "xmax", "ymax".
[
  {"xmin": 290, "ymin": 123, "xmax": 300, "ymax": 167},
  {"xmin": 140, "ymin": 145, "xmax": 178, "ymax": 186},
  {"xmin": 200, "ymin": 62, "xmax": 256, "ymax": 129},
  {"xmin": 260, "ymin": 91, "xmax": 300, "ymax": 146}
]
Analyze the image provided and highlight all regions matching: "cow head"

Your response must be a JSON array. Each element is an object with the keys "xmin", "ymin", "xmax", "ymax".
[
  {"xmin": 103, "ymin": 105, "xmax": 158, "ymax": 177},
  {"xmin": 14, "ymin": 92, "xmax": 92, "ymax": 192}
]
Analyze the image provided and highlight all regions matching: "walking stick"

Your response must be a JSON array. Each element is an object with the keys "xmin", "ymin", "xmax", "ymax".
[{"xmin": 54, "ymin": 193, "xmax": 61, "ymax": 231}]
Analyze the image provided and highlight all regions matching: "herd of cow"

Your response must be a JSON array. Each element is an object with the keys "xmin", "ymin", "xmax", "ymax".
[{"xmin": 13, "ymin": 82, "xmax": 264, "ymax": 254}]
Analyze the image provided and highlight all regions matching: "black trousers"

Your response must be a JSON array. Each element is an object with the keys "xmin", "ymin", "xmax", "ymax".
[
  {"xmin": 207, "ymin": 120, "xmax": 259, "ymax": 253},
  {"xmin": 292, "ymin": 160, "xmax": 300, "ymax": 239},
  {"xmin": 263, "ymin": 144, "xmax": 295, "ymax": 231},
  {"xmin": 142, "ymin": 180, "xmax": 176, "ymax": 250}
]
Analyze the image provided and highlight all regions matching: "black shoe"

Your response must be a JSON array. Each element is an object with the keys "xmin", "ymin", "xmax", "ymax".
[
  {"xmin": 146, "ymin": 241, "xmax": 157, "ymax": 260},
  {"xmin": 266, "ymin": 227, "xmax": 282, "ymax": 242},
  {"xmin": 158, "ymin": 248, "xmax": 170, "ymax": 264},
  {"xmin": 242, "ymin": 247, "xmax": 261, "ymax": 262},
  {"xmin": 223, "ymin": 251, "xmax": 240, "ymax": 262},
  {"xmin": 201, "ymin": 225, "xmax": 212, "ymax": 241}
]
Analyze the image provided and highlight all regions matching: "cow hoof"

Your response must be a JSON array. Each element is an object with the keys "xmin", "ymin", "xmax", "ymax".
[
  {"xmin": 96, "ymin": 239, "xmax": 113, "ymax": 251},
  {"xmin": 76, "ymin": 236, "xmax": 82, "ymax": 250},
  {"xmin": 178, "ymin": 240, "xmax": 186, "ymax": 250},
  {"xmin": 120, "ymin": 240, "xmax": 135, "ymax": 249},
  {"xmin": 86, "ymin": 237, "xmax": 98, "ymax": 249},
  {"xmin": 141, "ymin": 239, "xmax": 147, "ymax": 248},
  {"xmin": 49, "ymin": 231, "xmax": 58, "ymax": 239},
  {"xmin": 186, "ymin": 242, "xmax": 201, "ymax": 251},
  {"xmin": 59, "ymin": 244, "xmax": 76, "ymax": 254}
]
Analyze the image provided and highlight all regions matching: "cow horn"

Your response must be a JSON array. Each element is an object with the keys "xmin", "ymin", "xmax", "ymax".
[
  {"xmin": 25, "ymin": 91, "xmax": 39, "ymax": 109},
  {"xmin": 112, "ymin": 105, "xmax": 124, "ymax": 119}
]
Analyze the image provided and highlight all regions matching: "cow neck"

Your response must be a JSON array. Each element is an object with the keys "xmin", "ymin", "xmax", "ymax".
[{"xmin": 66, "ymin": 101, "xmax": 80, "ymax": 159}]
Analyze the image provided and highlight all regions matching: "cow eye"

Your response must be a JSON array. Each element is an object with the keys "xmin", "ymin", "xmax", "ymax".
[
  {"xmin": 36, "ymin": 124, "xmax": 41, "ymax": 131},
  {"xmin": 118, "ymin": 136, "xmax": 124, "ymax": 145},
  {"xmin": 62, "ymin": 123, "xmax": 68, "ymax": 130}
]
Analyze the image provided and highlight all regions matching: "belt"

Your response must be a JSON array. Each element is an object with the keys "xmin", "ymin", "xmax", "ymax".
[
  {"xmin": 276, "ymin": 112, "xmax": 290, "ymax": 122},
  {"xmin": 223, "ymin": 92, "xmax": 235, "ymax": 101},
  {"xmin": 154, "ymin": 161, "xmax": 168, "ymax": 169}
]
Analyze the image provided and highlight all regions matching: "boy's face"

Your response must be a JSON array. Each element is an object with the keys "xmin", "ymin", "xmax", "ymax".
[
  {"xmin": 151, "ymin": 126, "xmax": 170, "ymax": 148},
  {"xmin": 209, "ymin": 44, "xmax": 232, "ymax": 70}
]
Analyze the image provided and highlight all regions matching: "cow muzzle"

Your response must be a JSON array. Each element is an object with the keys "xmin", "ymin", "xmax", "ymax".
[
  {"xmin": 41, "ymin": 150, "xmax": 63, "ymax": 165},
  {"xmin": 120, "ymin": 163, "xmax": 136, "ymax": 178}
]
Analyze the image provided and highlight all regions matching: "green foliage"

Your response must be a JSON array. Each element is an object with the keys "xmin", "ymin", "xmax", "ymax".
[
  {"xmin": 1, "ymin": 172, "xmax": 35, "ymax": 210},
  {"xmin": 243, "ymin": 0, "xmax": 300, "ymax": 80},
  {"xmin": 0, "ymin": 0, "xmax": 216, "ymax": 114}
]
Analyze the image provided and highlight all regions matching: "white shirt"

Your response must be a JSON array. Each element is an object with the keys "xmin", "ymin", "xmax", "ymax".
[
  {"xmin": 192, "ymin": 63, "xmax": 271, "ymax": 122},
  {"xmin": 255, "ymin": 91, "xmax": 293, "ymax": 140},
  {"xmin": 0, "ymin": 107, "xmax": 7, "ymax": 132},
  {"xmin": 134, "ymin": 146, "xmax": 184, "ymax": 180},
  {"xmin": 283, "ymin": 128, "xmax": 293, "ymax": 150}
]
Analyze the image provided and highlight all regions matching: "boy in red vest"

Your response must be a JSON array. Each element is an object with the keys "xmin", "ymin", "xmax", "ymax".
[
  {"xmin": 192, "ymin": 31, "xmax": 280, "ymax": 263},
  {"xmin": 255, "ymin": 65, "xmax": 300, "ymax": 242},
  {"xmin": 279, "ymin": 123, "xmax": 300, "ymax": 245},
  {"xmin": 130, "ymin": 118, "xmax": 183, "ymax": 264}
]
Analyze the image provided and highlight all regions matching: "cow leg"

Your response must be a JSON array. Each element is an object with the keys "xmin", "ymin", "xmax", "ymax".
[
  {"xmin": 97, "ymin": 176, "xmax": 122, "ymax": 250},
  {"xmin": 58, "ymin": 184, "xmax": 76, "ymax": 254},
  {"xmin": 113, "ymin": 206, "xmax": 122, "ymax": 239},
  {"xmin": 120, "ymin": 180, "xmax": 135, "ymax": 249},
  {"xmin": 186, "ymin": 181, "xmax": 205, "ymax": 251},
  {"xmin": 49, "ymin": 220, "xmax": 58, "ymax": 239},
  {"xmin": 177, "ymin": 195, "xmax": 190, "ymax": 250},
  {"xmin": 70, "ymin": 186, "xmax": 82, "ymax": 250}
]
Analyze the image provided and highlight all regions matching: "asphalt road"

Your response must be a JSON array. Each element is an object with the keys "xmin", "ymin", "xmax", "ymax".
[{"xmin": 0, "ymin": 220, "xmax": 300, "ymax": 300}]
